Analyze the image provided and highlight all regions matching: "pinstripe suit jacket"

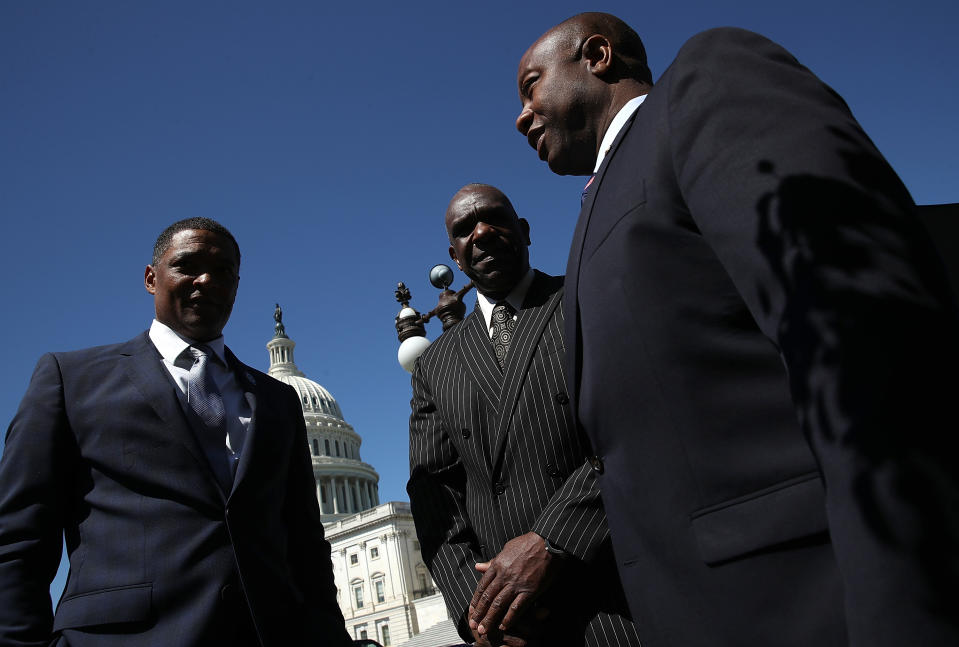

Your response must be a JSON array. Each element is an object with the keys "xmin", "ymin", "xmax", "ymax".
[{"xmin": 408, "ymin": 272, "xmax": 639, "ymax": 646}]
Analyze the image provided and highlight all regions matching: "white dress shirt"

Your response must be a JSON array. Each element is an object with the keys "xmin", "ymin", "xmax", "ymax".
[
  {"xmin": 149, "ymin": 319, "xmax": 252, "ymax": 473},
  {"xmin": 476, "ymin": 268, "xmax": 536, "ymax": 338},
  {"xmin": 594, "ymin": 94, "xmax": 648, "ymax": 172}
]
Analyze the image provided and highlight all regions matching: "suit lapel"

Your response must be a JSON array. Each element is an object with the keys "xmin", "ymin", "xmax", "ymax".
[
  {"xmin": 567, "ymin": 112, "xmax": 639, "ymax": 421},
  {"xmin": 456, "ymin": 308, "xmax": 502, "ymax": 409},
  {"xmin": 225, "ymin": 350, "xmax": 259, "ymax": 499},
  {"xmin": 490, "ymin": 273, "xmax": 563, "ymax": 476},
  {"xmin": 121, "ymin": 333, "xmax": 225, "ymax": 503}
]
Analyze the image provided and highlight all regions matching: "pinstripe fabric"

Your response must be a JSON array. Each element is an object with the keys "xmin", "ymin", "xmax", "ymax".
[{"xmin": 408, "ymin": 272, "xmax": 640, "ymax": 646}]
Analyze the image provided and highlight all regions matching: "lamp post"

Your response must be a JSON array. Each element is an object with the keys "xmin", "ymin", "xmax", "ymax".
[{"xmin": 394, "ymin": 264, "xmax": 473, "ymax": 372}]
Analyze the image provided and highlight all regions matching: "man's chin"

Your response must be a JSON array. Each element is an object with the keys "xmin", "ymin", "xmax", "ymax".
[
  {"xmin": 547, "ymin": 154, "xmax": 592, "ymax": 176},
  {"xmin": 177, "ymin": 319, "xmax": 226, "ymax": 342},
  {"xmin": 473, "ymin": 275, "xmax": 518, "ymax": 300}
]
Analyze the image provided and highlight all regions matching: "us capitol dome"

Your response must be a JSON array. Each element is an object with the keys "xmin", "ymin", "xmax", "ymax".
[{"xmin": 266, "ymin": 304, "xmax": 380, "ymax": 520}]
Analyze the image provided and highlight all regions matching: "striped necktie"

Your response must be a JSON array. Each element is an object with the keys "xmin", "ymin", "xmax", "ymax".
[{"xmin": 581, "ymin": 174, "xmax": 596, "ymax": 206}]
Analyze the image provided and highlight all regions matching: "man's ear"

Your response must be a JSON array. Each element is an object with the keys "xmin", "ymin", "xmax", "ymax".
[
  {"xmin": 520, "ymin": 218, "xmax": 531, "ymax": 246},
  {"xmin": 448, "ymin": 246, "xmax": 463, "ymax": 271},
  {"xmin": 144, "ymin": 265, "xmax": 157, "ymax": 295},
  {"xmin": 583, "ymin": 34, "xmax": 613, "ymax": 77}
]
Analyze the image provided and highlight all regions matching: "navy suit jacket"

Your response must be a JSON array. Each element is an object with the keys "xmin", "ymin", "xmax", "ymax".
[
  {"xmin": 567, "ymin": 28, "xmax": 959, "ymax": 646},
  {"xmin": 0, "ymin": 332, "xmax": 350, "ymax": 647}
]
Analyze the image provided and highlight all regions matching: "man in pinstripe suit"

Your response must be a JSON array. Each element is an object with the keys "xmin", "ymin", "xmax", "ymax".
[{"xmin": 408, "ymin": 184, "xmax": 639, "ymax": 647}]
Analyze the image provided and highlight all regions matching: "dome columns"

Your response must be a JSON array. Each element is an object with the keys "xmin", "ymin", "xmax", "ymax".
[{"xmin": 315, "ymin": 474, "xmax": 379, "ymax": 516}]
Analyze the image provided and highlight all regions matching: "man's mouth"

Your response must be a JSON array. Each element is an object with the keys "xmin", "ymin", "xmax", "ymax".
[
  {"xmin": 187, "ymin": 296, "xmax": 219, "ymax": 309},
  {"xmin": 472, "ymin": 251, "xmax": 503, "ymax": 269},
  {"xmin": 528, "ymin": 127, "xmax": 546, "ymax": 159}
]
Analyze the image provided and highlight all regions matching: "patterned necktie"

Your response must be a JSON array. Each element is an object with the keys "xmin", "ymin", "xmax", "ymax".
[
  {"xmin": 581, "ymin": 174, "xmax": 596, "ymax": 206},
  {"xmin": 186, "ymin": 345, "xmax": 226, "ymax": 432},
  {"xmin": 491, "ymin": 301, "xmax": 517, "ymax": 370}
]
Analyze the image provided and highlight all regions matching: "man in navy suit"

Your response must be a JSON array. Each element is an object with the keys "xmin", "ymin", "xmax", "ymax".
[
  {"xmin": 0, "ymin": 218, "xmax": 351, "ymax": 646},
  {"xmin": 515, "ymin": 12, "xmax": 959, "ymax": 646}
]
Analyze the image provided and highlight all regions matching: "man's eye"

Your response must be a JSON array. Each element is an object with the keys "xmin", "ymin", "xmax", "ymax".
[{"xmin": 522, "ymin": 76, "xmax": 538, "ymax": 97}]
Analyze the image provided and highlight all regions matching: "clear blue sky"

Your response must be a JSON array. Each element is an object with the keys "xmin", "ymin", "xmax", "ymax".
[{"xmin": 2, "ymin": 0, "xmax": 957, "ymax": 600}]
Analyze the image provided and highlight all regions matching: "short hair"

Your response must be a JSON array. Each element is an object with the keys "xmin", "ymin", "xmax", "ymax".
[
  {"xmin": 563, "ymin": 12, "xmax": 653, "ymax": 85},
  {"xmin": 152, "ymin": 217, "xmax": 241, "ymax": 266}
]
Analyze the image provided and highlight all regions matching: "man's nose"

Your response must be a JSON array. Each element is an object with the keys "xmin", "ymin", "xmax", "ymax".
[
  {"xmin": 194, "ymin": 272, "xmax": 214, "ymax": 286},
  {"xmin": 474, "ymin": 221, "xmax": 496, "ymax": 240},
  {"xmin": 516, "ymin": 107, "xmax": 532, "ymax": 135}
]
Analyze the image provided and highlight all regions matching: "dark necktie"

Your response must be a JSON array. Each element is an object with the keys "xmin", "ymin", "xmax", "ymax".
[
  {"xmin": 581, "ymin": 174, "xmax": 596, "ymax": 206},
  {"xmin": 491, "ymin": 301, "xmax": 517, "ymax": 370}
]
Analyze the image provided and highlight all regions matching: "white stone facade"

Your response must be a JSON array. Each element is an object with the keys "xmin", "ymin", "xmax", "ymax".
[{"xmin": 325, "ymin": 502, "xmax": 449, "ymax": 645}]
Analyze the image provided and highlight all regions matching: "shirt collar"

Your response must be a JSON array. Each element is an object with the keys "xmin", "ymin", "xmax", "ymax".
[
  {"xmin": 149, "ymin": 319, "xmax": 227, "ymax": 365},
  {"xmin": 476, "ymin": 268, "xmax": 535, "ymax": 333},
  {"xmin": 593, "ymin": 94, "xmax": 647, "ymax": 173}
]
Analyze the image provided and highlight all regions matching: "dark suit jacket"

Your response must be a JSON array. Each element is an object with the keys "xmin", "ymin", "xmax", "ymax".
[
  {"xmin": 408, "ymin": 272, "xmax": 639, "ymax": 646},
  {"xmin": 567, "ymin": 27, "xmax": 959, "ymax": 647},
  {"xmin": 0, "ymin": 332, "xmax": 351, "ymax": 647}
]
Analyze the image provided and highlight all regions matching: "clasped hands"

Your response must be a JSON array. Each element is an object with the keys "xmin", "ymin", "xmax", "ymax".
[{"xmin": 467, "ymin": 532, "xmax": 565, "ymax": 647}]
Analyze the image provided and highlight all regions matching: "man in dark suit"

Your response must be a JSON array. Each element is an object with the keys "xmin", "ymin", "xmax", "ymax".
[
  {"xmin": 514, "ymin": 12, "xmax": 959, "ymax": 647},
  {"xmin": 408, "ymin": 184, "xmax": 639, "ymax": 647},
  {"xmin": 0, "ymin": 218, "xmax": 351, "ymax": 646}
]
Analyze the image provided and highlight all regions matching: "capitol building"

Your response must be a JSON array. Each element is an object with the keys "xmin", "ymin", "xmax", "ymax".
[{"xmin": 264, "ymin": 308, "xmax": 460, "ymax": 646}]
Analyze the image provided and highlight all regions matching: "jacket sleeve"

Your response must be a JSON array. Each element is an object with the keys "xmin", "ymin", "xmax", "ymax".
[
  {"xmin": 667, "ymin": 27, "xmax": 959, "ymax": 645},
  {"xmin": 530, "ymin": 302, "xmax": 610, "ymax": 563},
  {"xmin": 281, "ymin": 385, "xmax": 352, "ymax": 646},
  {"xmin": 530, "ymin": 454, "xmax": 609, "ymax": 562},
  {"xmin": 0, "ymin": 354, "xmax": 75, "ymax": 647},
  {"xmin": 407, "ymin": 360, "xmax": 483, "ymax": 643}
]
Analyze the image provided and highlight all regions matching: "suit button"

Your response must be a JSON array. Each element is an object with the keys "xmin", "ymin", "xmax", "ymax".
[
  {"xmin": 554, "ymin": 392, "xmax": 569, "ymax": 405},
  {"xmin": 494, "ymin": 482, "xmax": 506, "ymax": 495},
  {"xmin": 546, "ymin": 463, "xmax": 561, "ymax": 478},
  {"xmin": 461, "ymin": 428, "xmax": 472, "ymax": 439},
  {"xmin": 588, "ymin": 456, "xmax": 604, "ymax": 474},
  {"xmin": 220, "ymin": 583, "xmax": 234, "ymax": 601}
]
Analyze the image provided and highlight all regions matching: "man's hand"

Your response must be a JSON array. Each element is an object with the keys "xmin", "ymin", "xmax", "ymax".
[
  {"xmin": 471, "ymin": 625, "xmax": 495, "ymax": 647},
  {"xmin": 468, "ymin": 532, "xmax": 564, "ymax": 637},
  {"xmin": 469, "ymin": 604, "xmax": 549, "ymax": 647}
]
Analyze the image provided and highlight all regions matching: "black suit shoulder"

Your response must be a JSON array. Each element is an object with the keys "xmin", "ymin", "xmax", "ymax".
[
  {"xmin": 45, "ymin": 332, "xmax": 147, "ymax": 365},
  {"xmin": 413, "ymin": 271, "xmax": 565, "ymax": 377}
]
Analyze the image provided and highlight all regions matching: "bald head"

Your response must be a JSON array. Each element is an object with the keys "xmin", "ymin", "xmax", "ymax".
[
  {"xmin": 540, "ymin": 12, "xmax": 652, "ymax": 85},
  {"xmin": 445, "ymin": 184, "xmax": 530, "ymax": 299},
  {"xmin": 516, "ymin": 12, "xmax": 653, "ymax": 175},
  {"xmin": 446, "ymin": 184, "xmax": 514, "ymax": 227}
]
